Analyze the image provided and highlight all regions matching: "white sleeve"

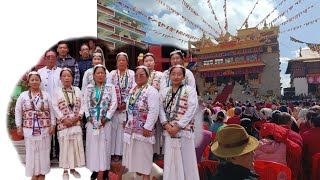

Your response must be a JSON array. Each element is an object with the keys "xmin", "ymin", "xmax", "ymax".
[
  {"xmin": 75, "ymin": 87, "xmax": 84, "ymax": 116},
  {"xmin": 106, "ymin": 71, "xmax": 114, "ymax": 84},
  {"xmin": 177, "ymin": 86, "xmax": 198, "ymax": 128},
  {"xmin": 160, "ymin": 76, "xmax": 166, "ymax": 90},
  {"xmin": 15, "ymin": 93, "xmax": 24, "ymax": 128},
  {"xmin": 131, "ymin": 70, "xmax": 137, "ymax": 88},
  {"xmin": 83, "ymin": 86, "xmax": 90, "ymax": 118},
  {"xmin": 159, "ymin": 89, "xmax": 168, "ymax": 124},
  {"xmin": 106, "ymin": 85, "xmax": 118, "ymax": 120},
  {"xmin": 57, "ymin": 69, "xmax": 63, "ymax": 88},
  {"xmin": 81, "ymin": 69, "xmax": 89, "ymax": 91},
  {"xmin": 51, "ymin": 88, "xmax": 64, "ymax": 120},
  {"xmin": 160, "ymin": 71, "xmax": 168, "ymax": 90},
  {"xmin": 105, "ymin": 69, "xmax": 110, "ymax": 78},
  {"xmin": 186, "ymin": 69, "xmax": 196, "ymax": 89},
  {"xmin": 46, "ymin": 93, "xmax": 56, "ymax": 126},
  {"xmin": 143, "ymin": 87, "xmax": 160, "ymax": 131}
]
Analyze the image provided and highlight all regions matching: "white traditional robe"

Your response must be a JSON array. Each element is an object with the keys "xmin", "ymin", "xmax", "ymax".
[
  {"xmin": 83, "ymin": 83, "xmax": 117, "ymax": 172},
  {"xmin": 81, "ymin": 67, "xmax": 109, "ymax": 91},
  {"xmin": 148, "ymin": 70, "xmax": 164, "ymax": 154},
  {"xmin": 15, "ymin": 91, "xmax": 55, "ymax": 177},
  {"xmin": 107, "ymin": 69, "xmax": 136, "ymax": 155},
  {"xmin": 37, "ymin": 66, "xmax": 62, "ymax": 96},
  {"xmin": 52, "ymin": 86, "xmax": 85, "ymax": 169},
  {"xmin": 159, "ymin": 85, "xmax": 199, "ymax": 180},
  {"xmin": 122, "ymin": 84, "xmax": 159, "ymax": 175},
  {"xmin": 160, "ymin": 68, "xmax": 196, "ymax": 90}
]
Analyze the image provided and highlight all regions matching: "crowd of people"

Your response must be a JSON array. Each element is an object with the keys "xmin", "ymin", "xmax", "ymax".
[
  {"xmin": 14, "ymin": 39, "xmax": 320, "ymax": 180},
  {"xmin": 14, "ymin": 40, "xmax": 199, "ymax": 180},
  {"xmin": 203, "ymin": 98, "xmax": 320, "ymax": 180}
]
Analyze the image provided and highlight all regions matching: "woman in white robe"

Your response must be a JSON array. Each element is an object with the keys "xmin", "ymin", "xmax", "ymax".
[
  {"xmin": 160, "ymin": 50, "xmax": 196, "ymax": 90},
  {"xmin": 159, "ymin": 65, "xmax": 200, "ymax": 180},
  {"xmin": 107, "ymin": 52, "xmax": 136, "ymax": 161},
  {"xmin": 122, "ymin": 66, "xmax": 159, "ymax": 180},
  {"xmin": 52, "ymin": 68, "xmax": 85, "ymax": 180},
  {"xmin": 81, "ymin": 52, "xmax": 109, "ymax": 91},
  {"xmin": 15, "ymin": 71, "xmax": 55, "ymax": 180},
  {"xmin": 143, "ymin": 53, "xmax": 163, "ymax": 155},
  {"xmin": 83, "ymin": 64, "xmax": 117, "ymax": 180}
]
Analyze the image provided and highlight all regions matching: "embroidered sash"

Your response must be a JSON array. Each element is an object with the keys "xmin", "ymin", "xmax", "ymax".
[
  {"xmin": 124, "ymin": 85, "xmax": 155, "ymax": 136},
  {"xmin": 164, "ymin": 86, "xmax": 194, "ymax": 131},
  {"xmin": 88, "ymin": 84, "xmax": 113, "ymax": 129},
  {"xmin": 112, "ymin": 70, "xmax": 133, "ymax": 105},
  {"xmin": 148, "ymin": 71, "xmax": 162, "ymax": 91},
  {"xmin": 56, "ymin": 91, "xmax": 81, "ymax": 131},
  {"xmin": 22, "ymin": 94, "xmax": 51, "ymax": 133}
]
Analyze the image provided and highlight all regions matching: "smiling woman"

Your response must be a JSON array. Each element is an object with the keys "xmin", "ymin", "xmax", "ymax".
[
  {"xmin": 52, "ymin": 68, "xmax": 85, "ymax": 179},
  {"xmin": 14, "ymin": 71, "xmax": 56, "ymax": 180},
  {"xmin": 122, "ymin": 66, "xmax": 159, "ymax": 180}
]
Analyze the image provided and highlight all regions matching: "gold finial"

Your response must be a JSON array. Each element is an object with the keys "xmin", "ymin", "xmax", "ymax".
[
  {"xmin": 137, "ymin": 53, "xmax": 144, "ymax": 62},
  {"xmin": 264, "ymin": 21, "xmax": 268, "ymax": 28}
]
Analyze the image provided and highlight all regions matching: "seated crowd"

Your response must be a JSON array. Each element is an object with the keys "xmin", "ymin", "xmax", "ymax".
[{"xmin": 201, "ymin": 99, "xmax": 320, "ymax": 180}]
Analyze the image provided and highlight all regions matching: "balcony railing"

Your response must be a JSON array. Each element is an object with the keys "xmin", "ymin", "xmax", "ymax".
[
  {"xmin": 97, "ymin": 3, "xmax": 115, "ymax": 17},
  {"xmin": 105, "ymin": 19, "xmax": 146, "ymax": 37},
  {"xmin": 201, "ymin": 59, "xmax": 264, "ymax": 70},
  {"xmin": 97, "ymin": 21, "xmax": 115, "ymax": 32},
  {"xmin": 102, "ymin": 33, "xmax": 147, "ymax": 49}
]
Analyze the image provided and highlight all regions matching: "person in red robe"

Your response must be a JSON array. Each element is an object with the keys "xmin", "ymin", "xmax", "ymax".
[{"xmin": 301, "ymin": 114, "xmax": 320, "ymax": 180}]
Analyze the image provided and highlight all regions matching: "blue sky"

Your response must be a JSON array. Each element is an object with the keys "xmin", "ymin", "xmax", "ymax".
[{"xmin": 110, "ymin": 0, "xmax": 320, "ymax": 90}]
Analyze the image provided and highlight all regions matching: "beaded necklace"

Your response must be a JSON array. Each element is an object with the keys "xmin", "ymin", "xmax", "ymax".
[
  {"xmin": 128, "ymin": 84, "xmax": 148, "ymax": 113},
  {"xmin": 148, "ymin": 70, "xmax": 156, "ymax": 85},
  {"xmin": 117, "ymin": 69, "xmax": 128, "ymax": 89},
  {"xmin": 90, "ymin": 82, "xmax": 106, "ymax": 127},
  {"xmin": 164, "ymin": 85, "xmax": 184, "ymax": 121},
  {"xmin": 62, "ymin": 87, "xmax": 75, "ymax": 112}
]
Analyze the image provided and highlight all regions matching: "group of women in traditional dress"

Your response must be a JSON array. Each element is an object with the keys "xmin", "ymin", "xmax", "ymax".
[{"xmin": 15, "ymin": 49, "xmax": 200, "ymax": 180}]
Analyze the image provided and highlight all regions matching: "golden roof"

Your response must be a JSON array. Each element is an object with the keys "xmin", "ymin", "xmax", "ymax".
[{"xmin": 190, "ymin": 25, "xmax": 279, "ymax": 54}]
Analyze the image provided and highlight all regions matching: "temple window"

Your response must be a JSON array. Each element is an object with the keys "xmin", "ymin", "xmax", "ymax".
[
  {"xmin": 214, "ymin": 59, "xmax": 223, "ymax": 64},
  {"xmin": 235, "ymin": 56, "xmax": 245, "ymax": 62},
  {"xmin": 249, "ymin": 73, "xmax": 258, "ymax": 79},
  {"xmin": 203, "ymin": 60, "xmax": 213, "ymax": 66},
  {"xmin": 225, "ymin": 57, "xmax": 233, "ymax": 63},
  {"xmin": 247, "ymin": 54, "xmax": 258, "ymax": 61}
]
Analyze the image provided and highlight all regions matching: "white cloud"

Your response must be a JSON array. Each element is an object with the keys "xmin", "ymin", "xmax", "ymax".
[
  {"xmin": 127, "ymin": 0, "xmax": 285, "ymax": 48},
  {"xmin": 280, "ymin": 57, "xmax": 290, "ymax": 63},
  {"xmin": 292, "ymin": 46, "xmax": 309, "ymax": 57}
]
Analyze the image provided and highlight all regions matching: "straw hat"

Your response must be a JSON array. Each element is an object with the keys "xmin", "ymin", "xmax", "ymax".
[{"xmin": 211, "ymin": 124, "xmax": 259, "ymax": 158}]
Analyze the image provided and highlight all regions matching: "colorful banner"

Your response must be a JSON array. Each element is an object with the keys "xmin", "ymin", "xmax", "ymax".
[
  {"xmin": 307, "ymin": 43, "xmax": 320, "ymax": 53},
  {"xmin": 255, "ymin": 0, "xmax": 288, "ymax": 27},
  {"xmin": 155, "ymin": 0, "xmax": 218, "ymax": 40},
  {"xmin": 277, "ymin": 2, "xmax": 319, "ymax": 26},
  {"xmin": 116, "ymin": 1, "xmax": 200, "ymax": 41},
  {"xmin": 223, "ymin": 0, "xmax": 228, "ymax": 32},
  {"xmin": 307, "ymin": 76, "xmax": 320, "ymax": 84},
  {"xmin": 179, "ymin": 0, "xmax": 220, "ymax": 35},
  {"xmin": 290, "ymin": 37, "xmax": 305, "ymax": 43},
  {"xmin": 281, "ymin": 17, "xmax": 320, "ymax": 33},
  {"xmin": 269, "ymin": 0, "xmax": 305, "ymax": 25},
  {"xmin": 143, "ymin": 27, "xmax": 189, "ymax": 43},
  {"xmin": 207, "ymin": 0, "xmax": 224, "ymax": 33},
  {"xmin": 240, "ymin": 0, "xmax": 261, "ymax": 29}
]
